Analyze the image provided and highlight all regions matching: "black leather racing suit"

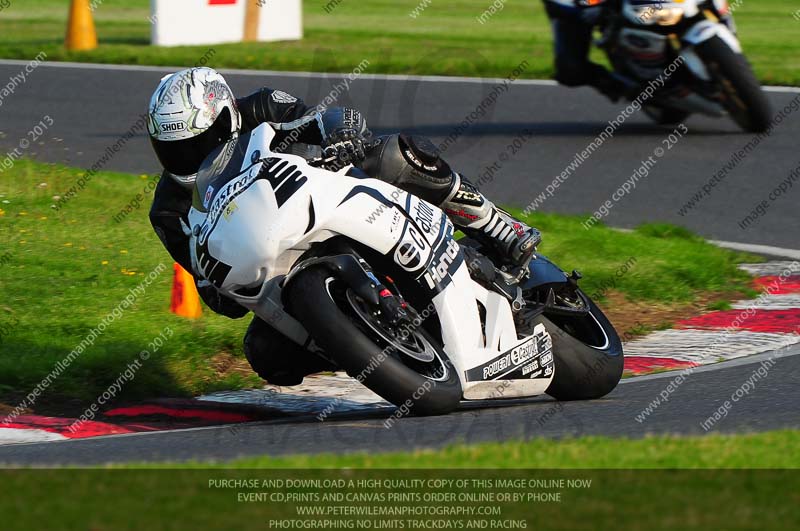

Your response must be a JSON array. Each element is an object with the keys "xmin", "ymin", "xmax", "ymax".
[
  {"xmin": 150, "ymin": 87, "xmax": 533, "ymax": 385},
  {"xmin": 543, "ymin": 0, "xmax": 628, "ymax": 101},
  {"xmin": 150, "ymin": 88, "xmax": 329, "ymax": 320}
]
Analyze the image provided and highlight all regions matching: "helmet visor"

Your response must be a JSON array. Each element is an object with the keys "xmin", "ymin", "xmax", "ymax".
[{"xmin": 150, "ymin": 109, "xmax": 232, "ymax": 177}]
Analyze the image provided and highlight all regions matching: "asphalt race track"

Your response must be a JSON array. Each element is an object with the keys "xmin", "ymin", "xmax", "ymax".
[
  {"xmin": 0, "ymin": 347, "xmax": 797, "ymax": 465},
  {"xmin": 1, "ymin": 61, "xmax": 799, "ymax": 464},
  {"xmin": 0, "ymin": 61, "xmax": 798, "ymax": 249}
]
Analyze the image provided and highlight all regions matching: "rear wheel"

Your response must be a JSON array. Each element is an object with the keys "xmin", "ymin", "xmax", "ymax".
[
  {"xmin": 695, "ymin": 36, "xmax": 772, "ymax": 133},
  {"xmin": 286, "ymin": 267, "xmax": 462, "ymax": 416}
]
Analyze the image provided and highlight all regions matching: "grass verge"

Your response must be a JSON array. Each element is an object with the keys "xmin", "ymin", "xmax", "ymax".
[
  {"xmin": 0, "ymin": 159, "xmax": 758, "ymax": 410},
  {"xmin": 1, "ymin": 0, "xmax": 799, "ymax": 85},
  {"xmin": 192, "ymin": 429, "xmax": 800, "ymax": 468},
  {"xmin": 1, "ymin": 432, "xmax": 798, "ymax": 530}
]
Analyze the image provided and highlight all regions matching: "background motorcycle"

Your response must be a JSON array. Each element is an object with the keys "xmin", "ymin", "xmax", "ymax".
[
  {"xmin": 600, "ymin": 0, "xmax": 772, "ymax": 132},
  {"xmin": 188, "ymin": 124, "xmax": 623, "ymax": 416}
]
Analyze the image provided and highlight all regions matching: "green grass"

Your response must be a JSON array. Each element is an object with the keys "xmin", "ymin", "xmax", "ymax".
[
  {"xmin": 0, "ymin": 161, "xmax": 261, "ymax": 412},
  {"xmin": 0, "ymin": 159, "xmax": 759, "ymax": 409},
  {"xmin": 510, "ymin": 212, "xmax": 759, "ymax": 303},
  {"xmin": 1, "ymin": 0, "xmax": 799, "ymax": 85},
  {"xmin": 707, "ymin": 299, "xmax": 733, "ymax": 311},
  {"xmin": 207, "ymin": 429, "xmax": 800, "ymax": 468},
  {"xmin": 1, "ymin": 432, "xmax": 798, "ymax": 530}
]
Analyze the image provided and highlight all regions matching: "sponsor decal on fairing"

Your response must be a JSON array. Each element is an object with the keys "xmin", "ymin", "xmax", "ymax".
[{"xmin": 464, "ymin": 332, "xmax": 553, "ymax": 382}]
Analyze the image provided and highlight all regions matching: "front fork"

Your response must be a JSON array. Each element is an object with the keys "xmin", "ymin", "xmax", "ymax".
[{"xmin": 674, "ymin": 14, "xmax": 742, "ymax": 92}]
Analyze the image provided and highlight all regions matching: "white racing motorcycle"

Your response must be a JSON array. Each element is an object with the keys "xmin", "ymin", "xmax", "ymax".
[
  {"xmin": 599, "ymin": 0, "xmax": 772, "ymax": 132},
  {"xmin": 188, "ymin": 124, "xmax": 623, "ymax": 415}
]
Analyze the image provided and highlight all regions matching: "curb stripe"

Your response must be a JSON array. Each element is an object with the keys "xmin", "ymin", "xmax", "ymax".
[
  {"xmin": 104, "ymin": 405, "xmax": 256, "ymax": 422},
  {"xmin": 731, "ymin": 295, "xmax": 800, "ymax": 311},
  {"xmin": 678, "ymin": 309, "xmax": 800, "ymax": 334},
  {"xmin": 622, "ymin": 329, "xmax": 800, "ymax": 367},
  {"xmin": 2, "ymin": 416, "xmax": 137, "ymax": 439},
  {"xmin": 624, "ymin": 356, "xmax": 697, "ymax": 373},
  {"xmin": 623, "ymin": 262, "xmax": 800, "ymax": 375},
  {"xmin": 0, "ymin": 428, "xmax": 68, "ymax": 444},
  {"xmin": 752, "ymin": 275, "xmax": 800, "ymax": 295},
  {"xmin": 0, "ymin": 403, "xmax": 263, "ymax": 444},
  {"xmin": 738, "ymin": 261, "xmax": 800, "ymax": 276}
]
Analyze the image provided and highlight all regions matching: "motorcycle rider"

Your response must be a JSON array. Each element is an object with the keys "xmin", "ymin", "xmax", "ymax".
[
  {"xmin": 543, "ymin": 0, "xmax": 738, "ymax": 102},
  {"xmin": 543, "ymin": 0, "xmax": 632, "ymax": 101},
  {"xmin": 148, "ymin": 67, "xmax": 540, "ymax": 385}
]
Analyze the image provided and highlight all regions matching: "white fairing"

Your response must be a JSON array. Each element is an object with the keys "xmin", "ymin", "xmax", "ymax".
[
  {"xmin": 680, "ymin": 47, "xmax": 712, "ymax": 81},
  {"xmin": 188, "ymin": 124, "xmax": 554, "ymax": 400},
  {"xmin": 609, "ymin": 0, "xmax": 742, "ymax": 118},
  {"xmin": 682, "ymin": 20, "xmax": 742, "ymax": 52},
  {"xmin": 616, "ymin": 28, "xmax": 671, "ymax": 80}
]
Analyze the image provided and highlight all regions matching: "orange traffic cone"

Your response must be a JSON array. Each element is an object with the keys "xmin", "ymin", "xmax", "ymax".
[
  {"xmin": 170, "ymin": 263, "xmax": 202, "ymax": 319},
  {"xmin": 65, "ymin": 0, "xmax": 98, "ymax": 51}
]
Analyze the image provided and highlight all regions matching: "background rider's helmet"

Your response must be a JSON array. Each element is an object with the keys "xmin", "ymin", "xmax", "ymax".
[{"xmin": 147, "ymin": 67, "xmax": 241, "ymax": 188}]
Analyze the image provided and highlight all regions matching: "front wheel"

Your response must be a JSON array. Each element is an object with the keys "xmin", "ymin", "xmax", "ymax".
[
  {"xmin": 694, "ymin": 36, "xmax": 772, "ymax": 133},
  {"xmin": 532, "ymin": 293, "xmax": 623, "ymax": 401},
  {"xmin": 286, "ymin": 267, "xmax": 462, "ymax": 416}
]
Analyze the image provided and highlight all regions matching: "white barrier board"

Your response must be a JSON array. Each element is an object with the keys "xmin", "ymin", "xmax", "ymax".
[{"xmin": 151, "ymin": 0, "xmax": 302, "ymax": 47}]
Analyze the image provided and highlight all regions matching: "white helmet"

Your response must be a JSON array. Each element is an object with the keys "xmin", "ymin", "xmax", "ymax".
[{"xmin": 147, "ymin": 67, "xmax": 241, "ymax": 186}]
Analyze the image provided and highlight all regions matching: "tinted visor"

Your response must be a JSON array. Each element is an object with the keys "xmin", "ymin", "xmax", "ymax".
[{"xmin": 151, "ymin": 109, "xmax": 232, "ymax": 177}]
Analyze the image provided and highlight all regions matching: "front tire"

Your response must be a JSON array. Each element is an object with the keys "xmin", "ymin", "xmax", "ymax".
[
  {"xmin": 537, "ymin": 296, "xmax": 623, "ymax": 401},
  {"xmin": 286, "ymin": 267, "xmax": 462, "ymax": 416},
  {"xmin": 694, "ymin": 36, "xmax": 772, "ymax": 133}
]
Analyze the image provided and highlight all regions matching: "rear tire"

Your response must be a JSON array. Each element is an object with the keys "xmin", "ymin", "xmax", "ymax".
[
  {"xmin": 286, "ymin": 267, "xmax": 462, "ymax": 416},
  {"xmin": 538, "ymin": 297, "xmax": 623, "ymax": 401},
  {"xmin": 694, "ymin": 36, "xmax": 772, "ymax": 133}
]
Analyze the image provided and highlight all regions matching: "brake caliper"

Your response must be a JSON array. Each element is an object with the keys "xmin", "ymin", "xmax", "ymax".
[{"xmin": 363, "ymin": 268, "xmax": 409, "ymax": 326}]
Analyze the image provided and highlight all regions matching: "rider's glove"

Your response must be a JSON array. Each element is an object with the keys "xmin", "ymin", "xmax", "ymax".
[
  {"xmin": 319, "ymin": 108, "xmax": 369, "ymax": 170},
  {"xmin": 322, "ymin": 129, "xmax": 366, "ymax": 170}
]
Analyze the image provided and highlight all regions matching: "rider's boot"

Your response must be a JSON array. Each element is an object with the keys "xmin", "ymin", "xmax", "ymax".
[
  {"xmin": 579, "ymin": 63, "xmax": 640, "ymax": 103},
  {"xmin": 442, "ymin": 175, "xmax": 541, "ymax": 270},
  {"xmin": 244, "ymin": 317, "xmax": 337, "ymax": 386},
  {"xmin": 358, "ymin": 133, "xmax": 540, "ymax": 271}
]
